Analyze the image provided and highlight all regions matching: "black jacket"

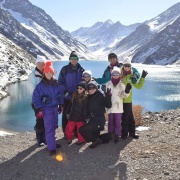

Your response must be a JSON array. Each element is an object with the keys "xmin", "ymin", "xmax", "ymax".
[
  {"xmin": 66, "ymin": 97, "xmax": 88, "ymax": 122},
  {"xmin": 87, "ymin": 91, "xmax": 112, "ymax": 130}
]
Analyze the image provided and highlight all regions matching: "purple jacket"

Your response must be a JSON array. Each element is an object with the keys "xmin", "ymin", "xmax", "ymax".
[
  {"xmin": 32, "ymin": 80, "xmax": 64, "ymax": 109},
  {"xmin": 58, "ymin": 63, "xmax": 84, "ymax": 95}
]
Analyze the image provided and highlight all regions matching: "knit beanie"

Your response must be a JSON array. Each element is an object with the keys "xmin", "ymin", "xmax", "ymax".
[
  {"xmin": 123, "ymin": 57, "xmax": 131, "ymax": 65},
  {"xmin": 83, "ymin": 70, "xmax": 92, "ymax": 78},
  {"xmin": 69, "ymin": 51, "xmax": 79, "ymax": 60},
  {"xmin": 43, "ymin": 61, "xmax": 55, "ymax": 74},
  {"xmin": 36, "ymin": 55, "xmax": 47, "ymax": 63},
  {"xmin": 108, "ymin": 53, "xmax": 117, "ymax": 60},
  {"xmin": 87, "ymin": 81, "xmax": 98, "ymax": 90},
  {"xmin": 111, "ymin": 67, "xmax": 121, "ymax": 76},
  {"xmin": 77, "ymin": 81, "xmax": 86, "ymax": 90}
]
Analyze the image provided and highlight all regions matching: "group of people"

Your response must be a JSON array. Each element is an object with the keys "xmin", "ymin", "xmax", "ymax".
[{"xmin": 31, "ymin": 51, "xmax": 148, "ymax": 156}]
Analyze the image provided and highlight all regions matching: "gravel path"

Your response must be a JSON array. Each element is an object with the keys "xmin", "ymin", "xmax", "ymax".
[{"xmin": 0, "ymin": 108, "xmax": 180, "ymax": 180}]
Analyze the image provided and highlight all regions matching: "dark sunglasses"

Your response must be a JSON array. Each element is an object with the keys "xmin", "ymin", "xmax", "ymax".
[
  {"xmin": 77, "ymin": 87, "xmax": 83, "ymax": 90},
  {"xmin": 123, "ymin": 64, "xmax": 131, "ymax": 67},
  {"xmin": 70, "ymin": 57, "xmax": 78, "ymax": 60},
  {"xmin": 112, "ymin": 73, "xmax": 120, "ymax": 76},
  {"xmin": 83, "ymin": 74, "xmax": 91, "ymax": 78},
  {"xmin": 88, "ymin": 88, "xmax": 96, "ymax": 90}
]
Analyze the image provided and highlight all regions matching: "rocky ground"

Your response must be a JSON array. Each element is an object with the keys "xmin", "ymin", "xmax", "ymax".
[{"xmin": 0, "ymin": 108, "xmax": 180, "ymax": 180}]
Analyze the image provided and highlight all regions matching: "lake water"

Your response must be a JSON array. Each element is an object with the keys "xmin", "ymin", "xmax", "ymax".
[{"xmin": 0, "ymin": 61, "xmax": 180, "ymax": 132}]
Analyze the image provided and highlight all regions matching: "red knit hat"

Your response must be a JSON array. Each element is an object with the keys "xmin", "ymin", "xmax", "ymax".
[{"xmin": 43, "ymin": 61, "xmax": 55, "ymax": 74}]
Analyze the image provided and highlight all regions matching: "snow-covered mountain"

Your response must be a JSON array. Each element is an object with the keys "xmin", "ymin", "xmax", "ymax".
[
  {"xmin": 71, "ymin": 19, "xmax": 140, "ymax": 54},
  {"xmin": 114, "ymin": 2, "xmax": 180, "ymax": 65},
  {"xmin": 0, "ymin": 0, "xmax": 94, "ymax": 60},
  {"xmin": 0, "ymin": 33, "xmax": 34, "ymax": 99}
]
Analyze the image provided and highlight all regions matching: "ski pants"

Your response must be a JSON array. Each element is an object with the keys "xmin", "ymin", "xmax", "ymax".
[
  {"xmin": 108, "ymin": 113, "xmax": 122, "ymax": 137},
  {"xmin": 79, "ymin": 121, "xmax": 100, "ymax": 143},
  {"xmin": 121, "ymin": 103, "xmax": 135, "ymax": 137},
  {"xmin": 42, "ymin": 106, "xmax": 58, "ymax": 151},
  {"xmin": 65, "ymin": 121, "xmax": 85, "ymax": 142}
]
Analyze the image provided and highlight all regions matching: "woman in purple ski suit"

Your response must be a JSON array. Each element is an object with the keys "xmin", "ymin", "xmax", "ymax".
[{"xmin": 32, "ymin": 61, "xmax": 64, "ymax": 156}]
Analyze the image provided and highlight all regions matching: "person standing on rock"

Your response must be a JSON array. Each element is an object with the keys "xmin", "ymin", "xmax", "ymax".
[
  {"xmin": 31, "ymin": 55, "xmax": 47, "ymax": 147},
  {"xmin": 58, "ymin": 51, "xmax": 84, "ymax": 139},
  {"xmin": 121, "ymin": 58, "xmax": 148, "ymax": 140},
  {"xmin": 32, "ymin": 61, "xmax": 64, "ymax": 156},
  {"xmin": 106, "ymin": 67, "xmax": 131, "ymax": 140}
]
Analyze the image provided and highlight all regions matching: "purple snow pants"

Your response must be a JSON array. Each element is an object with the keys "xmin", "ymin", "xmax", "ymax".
[
  {"xmin": 108, "ymin": 113, "xmax": 122, "ymax": 137},
  {"xmin": 42, "ymin": 106, "xmax": 58, "ymax": 151}
]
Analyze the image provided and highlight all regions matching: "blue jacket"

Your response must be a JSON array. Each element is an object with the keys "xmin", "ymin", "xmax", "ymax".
[
  {"xmin": 58, "ymin": 63, "xmax": 84, "ymax": 95},
  {"xmin": 32, "ymin": 80, "xmax": 64, "ymax": 109},
  {"xmin": 95, "ymin": 64, "xmax": 140, "ymax": 85}
]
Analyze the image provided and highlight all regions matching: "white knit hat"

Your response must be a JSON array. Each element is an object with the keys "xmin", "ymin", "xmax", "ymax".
[
  {"xmin": 111, "ymin": 67, "xmax": 121, "ymax": 75},
  {"xmin": 123, "ymin": 57, "xmax": 131, "ymax": 65},
  {"xmin": 83, "ymin": 70, "xmax": 92, "ymax": 77},
  {"xmin": 36, "ymin": 55, "xmax": 47, "ymax": 63}
]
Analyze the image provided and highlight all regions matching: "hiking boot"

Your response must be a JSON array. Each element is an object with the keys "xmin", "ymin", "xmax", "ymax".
[
  {"xmin": 111, "ymin": 131, "xmax": 119, "ymax": 144},
  {"xmin": 129, "ymin": 134, "xmax": 139, "ymax": 139},
  {"xmin": 89, "ymin": 138, "xmax": 102, "ymax": 149},
  {"xmin": 50, "ymin": 150, "xmax": 56, "ymax": 156},
  {"xmin": 121, "ymin": 136, "xmax": 127, "ymax": 140}
]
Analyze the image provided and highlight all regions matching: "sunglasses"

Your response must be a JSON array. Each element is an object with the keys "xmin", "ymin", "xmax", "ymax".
[
  {"xmin": 88, "ymin": 88, "xmax": 96, "ymax": 90},
  {"xmin": 112, "ymin": 74, "xmax": 120, "ymax": 76},
  {"xmin": 77, "ymin": 87, "xmax": 83, "ymax": 90},
  {"xmin": 70, "ymin": 57, "xmax": 78, "ymax": 60},
  {"xmin": 83, "ymin": 75, "xmax": 91, "ymax": 78},
  {"xmin": 123, "ymin": 64, "xmax": 131, "ymax": 67}
]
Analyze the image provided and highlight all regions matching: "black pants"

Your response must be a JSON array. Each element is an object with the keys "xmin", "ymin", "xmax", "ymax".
[
  {"xmin": 62, "ymin": 99, "xmax": 71, "ymax": 133},
  {"xmin": 121, "ymin": 103, "xmax": 135, "ymax": 137},
  {"xmin": 31, "ymin": 103, "xmax": 45, "ymax": 130},
  {"xmin": 79, "ymin": 121, "xmax": 100, "ymax": 143}
]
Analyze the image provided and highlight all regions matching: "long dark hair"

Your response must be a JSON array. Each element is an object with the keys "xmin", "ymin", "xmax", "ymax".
[
  {"xmin": 42, "ymin": 76, "xmax": 58, "ymax": 86},
  {"xmin": 71, "ymin": 89, "xmax": 87, "ymax": 103}
]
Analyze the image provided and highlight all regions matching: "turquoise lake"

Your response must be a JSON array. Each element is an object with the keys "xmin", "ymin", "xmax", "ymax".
[{"xmin": 0, "ymin": 61, "xmax": 180, "ymax": 132}]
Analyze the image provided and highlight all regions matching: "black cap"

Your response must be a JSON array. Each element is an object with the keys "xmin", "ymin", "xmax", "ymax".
[
  {"xmin": 69, "ymin": 51, "xmax": 79, "ymax": 60},
  {"xmin": 108, "ymin": 53, "xmax": 117, "ymax": 59},
  {"xmin": 77, "ymin": 81, "xmax": 86, "ymax": 90},
  {"xmin": 87, "ymin": 81, "xmax": 98, "ymax": 90}
]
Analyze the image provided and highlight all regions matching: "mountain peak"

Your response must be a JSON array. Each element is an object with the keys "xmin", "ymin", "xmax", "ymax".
[{"xmin": 104, "ymin": 19, "xmax": 114, "ymax": 25}]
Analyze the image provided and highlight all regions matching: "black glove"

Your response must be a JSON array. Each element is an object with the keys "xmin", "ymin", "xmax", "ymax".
[
  {"xmin": 142, "ymin": 70, "xmax": 148, "ymax": 78},
  {"xmin": 125, "ymin": 83, "xmax": 132, "ymax": 93},
  {"xmin": 101, "ymin": 85, "xmax": 106, "ymax": 92},
  {"xmin": 105, "ymin": 88, "xmax": 112, "ymax": 96}
]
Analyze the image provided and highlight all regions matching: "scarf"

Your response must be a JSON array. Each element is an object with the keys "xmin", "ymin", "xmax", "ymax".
[{"xmin": 111, "ymin": 77, "xmax": 121, "ymax": 86}]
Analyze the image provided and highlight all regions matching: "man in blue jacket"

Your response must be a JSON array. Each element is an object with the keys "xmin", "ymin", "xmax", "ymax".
[{"xmin": 58, "ymin": 51, "xmax": 84, "ymax": 138}]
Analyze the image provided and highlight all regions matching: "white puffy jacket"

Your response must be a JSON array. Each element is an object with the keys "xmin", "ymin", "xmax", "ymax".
[{"xmin": 106, "ymin": 81, "xmax": 129, "ymax": 114}]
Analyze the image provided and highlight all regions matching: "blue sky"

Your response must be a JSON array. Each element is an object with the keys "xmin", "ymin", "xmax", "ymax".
[{"xmin": 29, "ymin": 0, "xmax": 179, "ymax": 32}]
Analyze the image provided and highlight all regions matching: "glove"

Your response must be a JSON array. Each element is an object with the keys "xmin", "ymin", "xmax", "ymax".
[
  {"xmin": 141, "ymin": 70, "xmax": 148, "ymax": 78},
  {"xmin": 58, "ymin": 105, "xmax": 64, "ymax": 114},
  {"xmin": 105, "ymin": 88, "xmax": 112, "ymax": 96},
  {"xmin": 125, "ymin": 83, "xmax": 132, "ymax": 93},
  {"xmin": 66, "ymin": 114, "xmax": 70, "ymax": 119},
  {"xmin": 131, "ymin": 72, "xmax": 139, "ymax": 84},
  {"xmin": 101, "ymin": 85, "xmax": 106, "ymax": 92},
  {"xmin": 36, "ymin": 111, "xmax": 43, "ymax": 119}
]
